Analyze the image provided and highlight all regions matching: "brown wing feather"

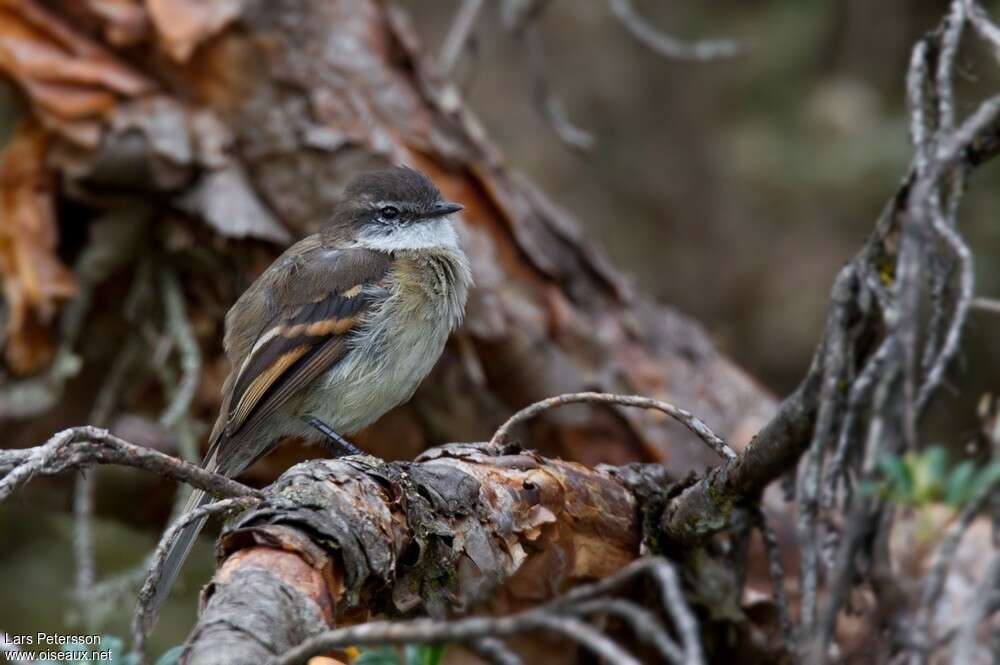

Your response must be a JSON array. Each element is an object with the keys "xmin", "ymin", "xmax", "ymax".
[{"xmin": 218, "ymin": 245, "xmax": 391, "ymax": 440}]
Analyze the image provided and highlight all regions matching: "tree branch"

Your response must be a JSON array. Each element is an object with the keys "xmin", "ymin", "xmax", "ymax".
[{"xmin": 0, "ymin": 426, "xmax": 258, "ymax": 502}]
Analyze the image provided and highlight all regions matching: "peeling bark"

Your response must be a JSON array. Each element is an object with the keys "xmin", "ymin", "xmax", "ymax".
[{"xmin": 183, "ymin": 445, "xmax": 669, "ymax": 664}]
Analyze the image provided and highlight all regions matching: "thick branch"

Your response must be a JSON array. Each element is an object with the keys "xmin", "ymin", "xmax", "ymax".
[{"xmin": 180, "ymin": 445, "xmax": 680, "ymax": 664}]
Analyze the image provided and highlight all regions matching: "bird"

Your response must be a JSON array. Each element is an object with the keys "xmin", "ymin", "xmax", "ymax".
[{"xmin": 147, "ymin": 166, "xmax": 472, "ymax": 623}]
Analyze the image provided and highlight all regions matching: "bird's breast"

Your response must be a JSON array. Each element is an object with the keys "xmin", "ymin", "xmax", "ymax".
[{"xmin": 298, "ymin": 248, "xmax": 470, "ymax": 435}]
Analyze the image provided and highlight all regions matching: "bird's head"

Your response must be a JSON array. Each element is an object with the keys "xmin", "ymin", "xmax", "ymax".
[{"xmin": 327, "ymin": 167, "xmax": 464, "ymax": 252}]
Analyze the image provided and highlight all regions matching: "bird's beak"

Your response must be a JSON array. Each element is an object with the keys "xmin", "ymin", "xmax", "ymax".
[{"xmin": 424, "ymin": 201, "xmax": 464, "ymax": 219}]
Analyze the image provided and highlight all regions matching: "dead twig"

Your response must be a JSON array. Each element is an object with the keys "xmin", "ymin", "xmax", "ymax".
[
  {"xmin": 159, "ymin": 269, "xmax": 202, "ymax": 432},
  {"xmin": 0, "ymin": 426, "xmax": 257, "ymax": 503},
  {"xmin": 607, "ymin": 0, "xmax": 740, "ymax": 61},
  {"xmin": 490, "ymin": 391, "xmax": 735, "ymax": 460},
  {"xmin": 439, "ymin": 0, "xmax": 485, "ymax": 75},
  {"xmin": 971, "ymin": 296, "xmax": 1000, "ymax": 314}
]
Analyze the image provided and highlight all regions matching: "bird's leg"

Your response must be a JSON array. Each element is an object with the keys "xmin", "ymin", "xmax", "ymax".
[{"xmin": 301, "ymin": 416, "xmax": 365, "ymax": 457}]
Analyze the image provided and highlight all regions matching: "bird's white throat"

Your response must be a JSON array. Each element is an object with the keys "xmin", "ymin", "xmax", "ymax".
[{"xmin": 355, "ymin": 216, "xmax": 460, "ymax": 253}]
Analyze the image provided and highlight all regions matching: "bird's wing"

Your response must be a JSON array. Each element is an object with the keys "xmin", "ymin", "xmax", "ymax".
[{"xmin": 220, "ymin": 245, "xmax": 392, "ymax": 441}]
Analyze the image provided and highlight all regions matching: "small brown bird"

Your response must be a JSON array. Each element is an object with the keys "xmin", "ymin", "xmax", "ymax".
[{"xmin": 148, "ymin": 167, "xmax": 471, "ymax": 622}]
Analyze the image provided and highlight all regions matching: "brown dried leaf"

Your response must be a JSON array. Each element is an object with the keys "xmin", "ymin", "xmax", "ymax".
[
  {"xmin": 0, "ymin": 0, "xmax": 152, "ymax": 140},
  {"xmin": 0, "ymin": 120, "xmax": 76, "ymax": 373},
  {"xmin": 145, "ymin": 0, "xmax": 241, "ymax": 62}
]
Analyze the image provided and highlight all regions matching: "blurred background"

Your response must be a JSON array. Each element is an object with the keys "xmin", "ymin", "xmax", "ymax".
[
  {"xmin": 402, "ymin": 0, "xmax": 1000, "ymax": 403},
  {"xmin": 2, "ymin": 0, "xmax": 999, "ymax": 659}
]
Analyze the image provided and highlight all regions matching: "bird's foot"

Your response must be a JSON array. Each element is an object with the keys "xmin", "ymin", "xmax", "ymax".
[{"xmin": 301, "ymin": 416, "xmax": 365, "ymax": 457}]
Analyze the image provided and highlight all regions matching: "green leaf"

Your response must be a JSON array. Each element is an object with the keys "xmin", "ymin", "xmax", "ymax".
[
  {"xmin": 968, "ymin": 461, "xmax": 1000, "ymax": 502},
  {"xmin": 945, "ymin": 460, "xmax": 977, "ymax": 506},
  {"xmin": 405, "ymin": 644, "xmax": 445, "ymax": 665},
  {"xmin": 917, "ymin": 446, "xmax": 949, "ymax": 502},
  {"xmin": 877, "ymin": 453, "xmax": 913, "ymax": 503}
]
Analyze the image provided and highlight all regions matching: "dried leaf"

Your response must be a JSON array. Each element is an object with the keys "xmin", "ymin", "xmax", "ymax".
[
  {"xmin": 0, "ymin": 120, "xmax": 76, "ymax": 373},
  {"xmin": 0, "ymin": 0, "xmax": 152, "ymax": 141},
  {"xmin": 145, "ymin": 0, "xmax": 242, "ymax": 62}
]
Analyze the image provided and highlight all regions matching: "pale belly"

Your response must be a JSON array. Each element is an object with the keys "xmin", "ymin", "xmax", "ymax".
[
  {"xmin": 294, "ymin": 307, "xmax": 452, "ymax": 436},
  {"xmin": 286, "ymin": 247, "xmax": 469, "ymax": 441}
]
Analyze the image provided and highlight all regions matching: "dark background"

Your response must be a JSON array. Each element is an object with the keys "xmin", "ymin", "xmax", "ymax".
[{"xmin": 402, "ymin": 0, "xmax": 1000, "ymax": 416}]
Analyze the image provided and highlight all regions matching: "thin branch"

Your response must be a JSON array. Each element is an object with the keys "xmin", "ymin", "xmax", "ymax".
[
  {"xmin": 73, "ymin": 333, "xmax": 141, "ymax": 612},
  {"xmin": 467, "ymin": 638, "xmax": 524, "ymax": 665},
  {"xmin": 521, "ymin": 21, "xmax": 594, "ymax": 151},
  {"xmin": 917, "ymin": 204, "xmax": 974, "ymax": 412},
  {"xmin": 796, "ymin": 266, "xmax": 856, "ymax": 638},
  {"xmin": 971, "ymin": 296, "xmax": 1000, "ymax": 313},
  {"xmin": 439, "ymin": 0, "xmax": 484, "ymax": 75},
  {"xmin": 0, "ymin": 426, "xmax": 258, "ymax": 503},
  {"xmin": 564, "ymin": 599, "xmax": 684, "ymax": 665},
  {"xmin": 159, "ymin": 270, "xmax": 202, "ymax": 431},
  {"xmin": 271, "ymin": 614, "xmax": 642, "ymax": 665},
  {"xmin": 491, "ymin": 391, "xmax": 735, "ymax": 459},
  {"xmin": 964, "ymin": 0, "xmax": 1000, "ymax": 63},
  {"xmin": 607, "ymin": 0, "xmax": 740, "ymax": 61},
  {"xmin": 551, "ymin": 557, "xmax": 704, "ymax": 664},
  {"xmin": 755, "ymin": 508, "xmax": 794, "ymax": 649}
]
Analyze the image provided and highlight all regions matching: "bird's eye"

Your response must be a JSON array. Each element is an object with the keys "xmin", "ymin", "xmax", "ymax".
[{"xmin": 380, "ymin": 206, "xmax": 400, "ymax": 221}]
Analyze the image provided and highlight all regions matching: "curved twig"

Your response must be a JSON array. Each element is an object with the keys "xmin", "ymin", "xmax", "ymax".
[
  {"xmin": 490, "ymin": 391, "xmax": 735, "ymax": 460},
  {"xmin": 607, "ymin": 0, "xmax": 740, "ymax": 61}
]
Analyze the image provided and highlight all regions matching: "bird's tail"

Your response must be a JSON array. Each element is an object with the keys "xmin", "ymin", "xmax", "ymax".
[{"xmin": 144, "ymin": 451, "xmax": 220, "ymax": 631}]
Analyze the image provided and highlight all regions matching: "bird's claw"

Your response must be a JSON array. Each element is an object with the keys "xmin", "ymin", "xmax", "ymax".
[{"xmin": 301, "ymin": 416, "xmax": 365, "ymax": 457}]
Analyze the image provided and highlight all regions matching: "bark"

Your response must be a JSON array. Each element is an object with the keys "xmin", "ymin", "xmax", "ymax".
[{"xmin": 182, "ymin": 445, "xmax": 664, "ymax": 664}]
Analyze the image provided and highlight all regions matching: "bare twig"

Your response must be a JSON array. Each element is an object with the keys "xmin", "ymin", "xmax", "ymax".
[
  {"xmin": 917, "ymin": 206, "xmax": 974, "ymax": 413},
  {"xmin": 565, "ymin": 599, "xmax": 684, "ymax": 664},
  {"xmin": 467, "ymin": 638, "xmax": 524, "ymax": 665},
  {"xmin": 0, "ymin": 426, "xmax": 257, "ymax": 503},
  {"xmin": 490, "ymin": 391, "xmax": 735, "ymax": 460},
  {"xmin": 964, "ymin": 0, "xmax": 1000, "ymax": 61},
  {"xmin": 755, "ymin": 508, "xmax": 793, "ymax": 648},
  {"xmin": 159, "ymin": 270, "xmax": 202, "ymax": 431},
  {"xmin": 607, "ymin": 0, "xmax": 740, "ymax": 61},
  {"xmin": 73, "ymin": 472, "xmax": 97, "ymax": 603},
  {"xmin": 72, "ymin": 334, "xmax": 141, "ymax": 613},
  {"xmin": 551, "ymin": 557, "xmax": 703, "ymax": 664},
  {"xmin": 797, "ymin": 267, "xmax": 856, "ymax": 637},
  {"xmin": 520, "ymin": 21, "xmax": 594, "ymax": 151},
  {"xmin": 439, "ymin": 0, "xmax": 484, "ymax": 74},
  {"xmin": 971, "ymin": 296, "xmax": 1000, "ymax": 313},
  {"xmin": 661, "ymin": 362, "xmax": 824, "ymax": 545}
]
